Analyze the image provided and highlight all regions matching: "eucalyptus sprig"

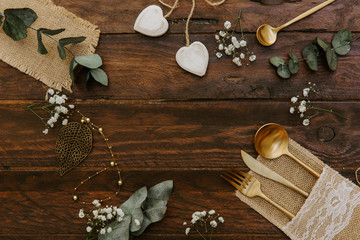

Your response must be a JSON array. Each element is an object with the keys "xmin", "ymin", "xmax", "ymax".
[
  {"xmin": 0, "ymin": 8, "xmax": 108, "ymax": 86},
  {"xmin": 270, "ymin": 29, "xmax": 353, "ymax": 79}
]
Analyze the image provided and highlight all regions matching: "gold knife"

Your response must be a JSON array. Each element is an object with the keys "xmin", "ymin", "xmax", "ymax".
[{"xmin": 241, "ymin": 150, "xmax": 309, "ymax": 197}]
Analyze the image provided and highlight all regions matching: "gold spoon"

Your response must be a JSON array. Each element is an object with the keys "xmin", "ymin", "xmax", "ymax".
[
  {"xmin": 254, "ymin": 123, "xmax": 321, "ymax": 178},
  {"xmin": 256, "ymin": 0, "xmax": 336, "ymax": 46}
]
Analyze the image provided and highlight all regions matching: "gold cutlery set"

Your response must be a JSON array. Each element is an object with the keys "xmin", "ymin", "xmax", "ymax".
[{"xmin": 222, "ymin": 123, "xmax": 322, "ymax": 219}]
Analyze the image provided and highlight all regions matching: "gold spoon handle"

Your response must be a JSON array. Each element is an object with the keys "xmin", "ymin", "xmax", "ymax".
[
  {"xmin": 259, "ymin": 192, "xmax": 295, "ymax": 219},
  {"xmin": 286, "ymin": 151, "xmax": 321, "ymax": 178},
  {"xmin": 275, "ymin": 0, "xmax": 336, "ymax": 32}
]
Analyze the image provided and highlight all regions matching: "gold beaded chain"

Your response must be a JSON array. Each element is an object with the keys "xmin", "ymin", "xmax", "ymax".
[{"xmin": 72, "ymin": 110, "xmax": 123, "ymax": 204}]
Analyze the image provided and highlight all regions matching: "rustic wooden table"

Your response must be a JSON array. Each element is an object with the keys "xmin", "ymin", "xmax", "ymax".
[{"xmin": 0, "ymin": 0, "xmax": 359, "ymax": 239}]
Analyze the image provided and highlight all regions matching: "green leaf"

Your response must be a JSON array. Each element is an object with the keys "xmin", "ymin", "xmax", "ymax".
[
  {"xmin": 316, "ymin": 37, "xmax": 329, "ymax": 52},
  {"xmin": 288, "ymin": 51, "xmax": 298, "ymax": 63},
  {"xmin": 269, "ymin": 56, "xmax": 285, "ymax": 67},
  {"xmin": 98, "ymin": 215, "xmax": 131, "ymax": 240},
  {"xmin": 131, "ymin": 216, "xmax": 152, "ymax": 237},
  {"xmin": 302, "ymin": 44, "xmax": 319, "ymax": 58},
  {"xmin": 57, "ymin": 43, "xmax": 66, "ymax": 60},
  {"xmin": 59, "ymin": 36, "xmax": 86, "ymax": 46},
  {"xmin": 3, "ymin": 11, "xmax": 27, "ymax": 40},
  {"xmin": 305, "ymin": 51, "xmax": 318, "ymax": 71},
  {"xmin": 332, "ymin": 29, "xmax": 352, "ymax": 55},
  {"xmin": 277, "ymin": 64, "xmax": 291, "ymax": 79},
  {"xmin": 75, "ymin": 54, "xmax": 102, "ymax": 69},
  {"xmin": 37, "ymin": 29, "xmax": 65, "ymax": 55},
  {"xmin": 69, "ymin": 58, "xmax": 78, "ymax": 81},
  {"xmin": 326, "ymin": 48, "xmax": 338, "ymax": 71},
  {"xmin": 147, "ymin": 180, "xmax": 173, "ymax": 202},
  {"xmin": 90, "ymin": 68, "xmax": 108, "ymax": 86},
  {"xmin": 288, "ymin": 59, "xmax": 298, "ymax": 74},
  {"xmin": 5, "ymin": 8, "xmax": 37, "ymax": 27},
  {"xmin": 40, "ymin": 28, "xmax": 65, "ymax": 36}
]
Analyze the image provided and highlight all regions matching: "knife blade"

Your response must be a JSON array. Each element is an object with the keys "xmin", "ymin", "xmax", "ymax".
[{"xmin": 241, "ymin": 150, "xmax": 309, "ymax": 197}]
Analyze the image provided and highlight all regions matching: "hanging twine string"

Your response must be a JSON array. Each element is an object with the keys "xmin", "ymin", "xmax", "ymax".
[{"xmin": 159, "ymin": 0, "xmax": 226, "ymax": 46}]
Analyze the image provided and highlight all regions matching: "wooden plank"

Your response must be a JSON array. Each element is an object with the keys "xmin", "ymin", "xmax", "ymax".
[
  {"xmin": 52, "ymin": 0, "xmax": 360, "ymax": 34},
  {"xmin": 0, "ymin": 33, "xmax": 359, "ymax": 100},
  {"xmin": 0, "ymin": 101, "xmax": 358, "ymax": 169}
]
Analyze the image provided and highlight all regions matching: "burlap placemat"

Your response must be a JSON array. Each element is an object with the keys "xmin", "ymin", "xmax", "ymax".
[
  {"xmin": 0, "ymin": 0, "xmax": 100, "ymax": 92},
  {"xmin": 236, "ymin": 139, "xmax": 360, "ymax": 240}
]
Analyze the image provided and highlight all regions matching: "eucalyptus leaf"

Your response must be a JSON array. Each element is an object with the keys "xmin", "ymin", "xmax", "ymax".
[
  {"xmin": 332, "ymin": 29, "xmax": 352, "ymax": 55},
  {"xmin": 69, "ymin": 58, "xmax": 78, "ymax": 81},
  {"xmin": 277, "ymin": 64, "xmax": 291, "ymax": 79},
  {"xmin": 3, "ymin": 11, "xmax": 27, "ymax": 40},
  {"xmin": 59, "ymin": 36, "xmax": 86, "ymax": 47},
  {"xmin": 288, "ymin": 51, "xmax": 298, "ymax": 63},
  {"xmin": 326, "ymin": 48, "xmax": 338, "ymax": 71},
  {"xmin": 147, "ymin": 180, "xmax": 173, "ymax": 202},
  {"xmin": 316, "ymin": 37, "xmax": 329, "ymax": 52},
  {"xmin": 5, "ymin": 8, "xmax": 37, "ymax": 27},
  {"xmin": 57, "ymin": 43, "xmax": 66, "ymax": 60},
  {"xmin": 305, "ymin": 51, "xmax": 318, "ymax": 71},
  {"xmin": 302, "ymin": 44, "xmax": 319, "ymax": 58},
  {"xmin": 90, "ymin": 68, "xmax": 108, "ymax": 86},
  {"xmin": 75, "ymin": 54, "xmax": 102, "ymax": 69},
  {"xmin": 143, "ymin": 199, "xmax": 167, "ymax": 222},
  {"xmin": 98, "ymin": 215, "xmax": 131, "ymax": 240},
  {"xmin": 269, "ymin": 56, "xmax": 285, "ymax": 67},
  {"xmin": 288, "ymin": 59, "xmax": 298, "ymax": 74},
  {"xmin": 37, "ymin": 30, "xmax": 48, "ymax": 54},
  {"xmin": 39, "ymin": 28, "xmax": 65, "ymax": 36}
]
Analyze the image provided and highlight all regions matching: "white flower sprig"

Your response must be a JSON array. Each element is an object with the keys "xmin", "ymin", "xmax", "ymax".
[
  {"xmin": 80, "ymin": 201, "xmax": 126, "ymax": 240},
  {"xmin": 183, "ymin": 210, "xmax": 224, "ymax": 240},
  {"xmin": 290, "ymin": 82, "xmax": 347, "ymax": 126},
  {"xmin": 215, "ymin": 9, "xmax": 256, "ymax": 67},
  {"xmin": 24, "ymin": 88, "xmax": 75, "ymax": 134}
]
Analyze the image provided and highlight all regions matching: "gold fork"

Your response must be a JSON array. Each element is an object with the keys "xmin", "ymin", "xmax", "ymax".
[{"xmin": 221, "ymin": 168, "xmax": 295, "ymax": 219}]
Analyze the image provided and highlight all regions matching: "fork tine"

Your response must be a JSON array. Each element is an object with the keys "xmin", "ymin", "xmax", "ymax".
[
  {"xmin": 228, "ymin": 169, "xmax": 249, "ymax": 184},
  {"xmin": 221, "ymin": 174, "xmax": 243, "ymax": 191},
  {"xmin": 231, "ymin": 168, "xmax": 253, "ymax": 180},
  {"xmin": 223, "ymin": 171, "xmax": 247, "ymax": 187}
]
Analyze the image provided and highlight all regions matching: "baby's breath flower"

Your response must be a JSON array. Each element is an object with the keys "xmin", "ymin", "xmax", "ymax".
[
  {"xmin": 68, "ymin": 104, "xmax": 75, "ymax": 109},
  {"xmin": 231, "ymin": 36, "xmax": 237, "ymax": 44},
  {"xmin": 216, "ymin": 52, "xmax": 223, "ymax": 58},
  {"xmin": 215, "ymin": 34, "xmax": 220, "ymax": 40},
  {"xmin": 93, "ymin": 210, "xmax": 98, "ymax": 217},
  {"xmin": 219, "ymin": 31, "xmax": 226, "ymax": 37},
  {"xmin": 92, "ymin": 199, "xmax": 101, "ymax": 208},
  {"xmin": 303, "ymin": 119, "xmax": 310, "ymax": 126},
  {"xmin": 48, "ymin": 97, "xmax": 55, "ymax": 104},
  {"xmin": 62, "ymin": 119, "xmax": 68, "ymax": 125},
  {"xmin": 218, "ymin": 217, "xmax": 224, "ymax": 223},
  {"xmin": 117, "ymin": 216, "xmax": 123, "ymax": 222},
  {"xmin": 218, "ymin": 44, "xmax": 224, "ymax": 51},
  {"xmin": 185, "ymin": 227, "xmax": 191, "ymax": 235},
  {"xmin": 224, "ymin": 21, "xmax": 231, "ymax": 29},
  {"xmin": 249, "ymin": 54, "xmax": 256, "ymax": 62},
  {"xmin": 79, "ymin": 209, "xmax": 85, "ymax": 218},
  {"xmin": 107, "ymin": 227, "xmax": 112, "ymax": 233},
  {"xmin": 183, "ymin": 222, "xmax": 187, "ymax": 226},
  {"xmin": 100, "ymin": 228, "xmax": 106, "ymax": 234},
  {"xmin": 201, "ymin": 210, "xmax": 207, "ymax": 217},
  {"xmin": 47, "ymin": 89, "xmax": 54, "ymax": 95},
  {"xmin": 107, "ymin": 213, "xmax": 113, "ymax": 220},
  {"xmin": 291, "ymin": 97, "xmax": 298, "ymax": 103},
  {"xmin": 116, "ymin": 208, "xmax": 125, "ymax": 217},
  {"xmin": 303, "ymin": 88, "xmax": 310, "ymax": 97},
  {"xmin": 290, "ymin": 107, "xmax": 295, "ymax": 114},
  {"xmin": 42, "ymin": 129, "xmax": 49, "ymax": 135},
  {"xmin": 225, "ymin": 48, "xmax": 232, "ymax": 55},
  {"xmin": 208, "ymin": 210, "xmax": 215, "ymax": 215},
  {"xmin": 210, "ymin": 220, "xmax": 217, "ymax": 228},
  {"xmin": 234, "ymin": 42, "xmax": 240, "ymax": 48},
  {"xmin": 239, "ymin": 39, "xmax": 247, "ymax": 47},
  {"xmin": 86, "ymin": 226, "xmax": 92, "ymax": 233},
  {"xmin": 240, "ymin": 53, "xmax": 245, "ymax": 59},
  {"xmin": 300, "ymin": 100, "xmax": 307, "ymax": 106},
  {"xmin": 298, "ymin": 105, "xmax": 306, "ymax": 113}
]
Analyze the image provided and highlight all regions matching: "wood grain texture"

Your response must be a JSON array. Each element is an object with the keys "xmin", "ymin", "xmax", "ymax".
[
  {"xmin": 1, "ymin": 0, "xmax": 360, "ymax": 239},
  {"xmin": 0, "ymin": 33, "xmax": 359, "ymax": 100}
]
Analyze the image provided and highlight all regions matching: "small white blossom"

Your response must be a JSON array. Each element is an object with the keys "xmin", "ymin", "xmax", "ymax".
[
  {"xmin": 232, "ymin": 57, "xmax": 242, "ymax": 66},
  {"xmin": 231, "ymin": 36, "xmax": 237, "ymax": 44},
  {"xmin": 210, "ymin": 220, "xmax": 218, "ymax": 228},
  {"xmin": 134, "ymin": 219, "xmax": 140, "ymax": 226},
  {"xmin": 47, "ymin": 89, "xmax": 54, "ymax": 95},
  {"xmin": 215, "ymin": 34, "xmax": 220, "ymax": 40},
  {"xmin": 240, "ymin": 53, "xmax": 245, "ymax": 59},
  {"xmin": 68, "ymin": 104, "xmax": 75, "ymax": 109},
  {"xmin": 42, "ymin": 129, "xmax": 49, "ymax": 135},
  {"xmin": 92, "ymin": 210, "xmax": 98, "ymax": 217},
  {"xmin": 234, "ymin": 42, "xmax": 240, "ymax": 48},
  {"xmin": 55, "ymin": 96, "xmax": 65, "ymax": 105},
  {"xmin": 101, "ymin": 215, "xmax": 106, "ymax": 222},
  {"xmin": 218, "ymin": 217, "xmax": 224, "ymax": 223},
  {"xmin": 300, "ymin": 100, "xmax": 307, "ymax": 106},
  {"xmin": 116, "ymin": 208, "xmax": 125, "ymax": 217},
  {"xmin": 290, "ymin": 107, "xmax": 295, "ymax": 114},
  {"xmin": 117, "ymin": 216, "xmax": 123, "ymax": 222},
  {"xmin": 249, "ymin": 54, "xmax": 256, "ymax": 62},
  {"xmin": 107, "ymin": 213, "xmax": 113, "ymax": 220},
  {"xmin": 218, "ymin": 43, "xmax": 224, "ymax": 51},
  {"xmin": 183, "ymin": 222, "xmax": 187, "ymax": 226},
  {"xmin": 291, "ymin": 97, "xmax": 298, "ymax": 103},
  {"xmin": 303, "ymin": 119, "xmax": 310, "ymax": 126},
  {"xmin": 185, "ymin": 227, "xmax": 191, "ymax": 235},
  {"xmin": 216, "ymin": 52, "xmax": 223, "ymax": 58},
  {"xmin": 303, "ymin": 88, "xmax": 310, "ymax": 97},
  {"xmin": 107, "ymin": 227, "xmax": 112, "ymax": 233},
  {"xmin": 62, "ymin": 119, "xmax": 68, "ymax": 125},
  {"xmin": 219, "ymin": 31, "xmax": 226, "ymax": 37},
  {"xmin": 227, "ymin": 44, "xmax": 235, "ymax": 51},
  {"xmin": 61, "ymin": 94, "xmax": 68, "ymax": 100},
  {"xmin": 298, "ymin": 105, "xmax": 307, "ymax": 113},
  {"xmin": 60, "ymin": 106, "xmax": 68, "ymax": 114},
  {"xmin": 79, "ymin": 209, "xmax": 85, "ymax": 218},
  {"xmin": 86, "ymin": 226, "xmax": 92, "ymax": 233},
  {"xmin": 300, "ymin": 113, "xmax": 304, "ymax": 118},
  {"xmin": 48, "ymin": 97, "xmax": 55, "ymax": 104},
  {"xmin": 239, "ymin": 40, "xmax": 247, "ymax": 47},
  {"xmin": 54, "ymin": 113, "xmax": 59, "ymax": 120},
  {"xmin": 191, "ymin": 216, "xmax": 199, "ymax": 224},
  {"xmin": 224, "ymin": 21, "xmax": 231, "ymax": 29},
  {"xmin": 208, "ymin": 210, "xmax": 215, "ymax": 215},
  {"xmin": 225, "ymin": 48, "xmax": 232, "ymax": 55},
  {"xmin": 100, "ymin": 228, "xmax": 106, "ymax": 234},
  {"xmin": 92, "ymin": 199, "xmax": 101, "ymax": 208},
  {"xmin": 106, "ymin": 207, "xmax": 112, "ymax": 214},
  {"xmin": 201, "ymin": 211, "xmax": 207, "ymax": 217},
  {"xmin": 192, "ymin": 211, "xmax": 201, "ymax": 218}
]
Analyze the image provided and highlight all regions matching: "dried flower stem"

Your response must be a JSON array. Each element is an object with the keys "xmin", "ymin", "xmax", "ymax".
[{"xmin": 308, "ymin": 106, "xmax": 347, "ymax": 120}]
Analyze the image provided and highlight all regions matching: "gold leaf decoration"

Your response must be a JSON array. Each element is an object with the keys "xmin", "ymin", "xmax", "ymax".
[{"xmin": 56, "ymin": 122, "xmax": 93, "ymax": 176}]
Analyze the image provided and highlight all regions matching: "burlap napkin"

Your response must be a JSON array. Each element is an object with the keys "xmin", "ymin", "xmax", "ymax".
[
  {"xmin": 236, "ymin": 139, "xmax": 360, "ymax": 240},
  {"xmin": 0, "ymin": 0, "xmax": 100, "ymax": 92}
]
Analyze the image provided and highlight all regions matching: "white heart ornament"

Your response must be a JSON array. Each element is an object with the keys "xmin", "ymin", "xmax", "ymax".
[
  {"xmin": 175, "ymin": 41, "xmax": 209, "ymax": 77},
  {"xmin": 134, "ymin": 5, "xmax": 169, "ymax": 37}
]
